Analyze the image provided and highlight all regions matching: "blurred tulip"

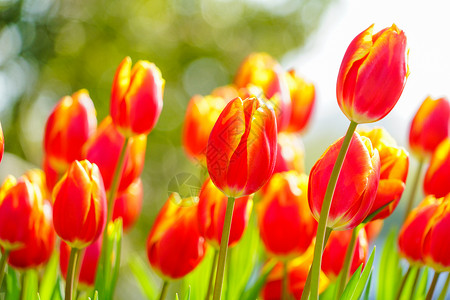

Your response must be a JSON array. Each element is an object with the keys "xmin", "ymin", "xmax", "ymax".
[
  {"xmin": 197, "ymin": 178, "xmax": 252, "ymax": 248},
  {"xmin": 398, "ymin": 195, "xmax": 443, "ymax": 265},
  {"xmin": 423, "ymin": 138, "xmax": 450, "ymax": 198},
  {"xmin": 258, "ymin": 171, "xmax": 316, "ymax": 259},
  {"xmin": 285, "ymin": 69, "xmax": 315, "ymax": 133},
  {"xmin": 234, "ymin": 53, "xmax": 291, "ymax": 130},
  {"xmin": 43, "ymin": 89, "xmax": 97, "ymax": 174},
  {"xmin": 273, "ymin": 132, "xmax": 305, "ymax": 174},
  {"xmin": 0, "ymin": 122, "xmax": 3, "ymax": 163},
  {"xmin": 83, "ymin": 116, "xmax": 147, "ymax": 192},
  {"xmin": 43, "ymin": 157, "xmax": 60, "ymax": 192},
  {"xmin": 308, "ymin": 133, "xmax": 380, "ymax": 230},
  {"xmin": 409, "ymin": 96, "xmax": 450, "ymax": 157},
  {"xmin": 53, "ymin": 160, "xmax": 107, "ymax": 249},
  {"xmin": 358, "ymin": 127, "xmax": 409, "ymax": 220},
  {"xmin": 364, "ymin": 219, "xmax": 384, "ymax": 244},
  {"xmin": 321, "ymin": 229, "xmax": 368, "ymax": 281},
  {"xmin": 24, "ymin": 169, "xmax": 50, "ymax": 203},
  {"xmin": 110, "ymin": 57, "xmax": 165, "ymax": 136},
  {"xmin": 60, "ymin": 236, "xmax": 102, "ymax": 287},
  {"xmin": 336, "ymin": 24, "xmax": 408, "ymax": 123},
  {"xmin": 112, "ymin": 178, "xmax": 143, "ymax": 232},
  {"xmin": 422, "ymin": 194, "xmax": 450, "ymax": 271},
  {"xmin": 147, "ymin": 194, "xmax": 207, "ymax": 280},
  {"xmin": 206, "ymin": 96, "xmax": 277, "ymax": 198}
]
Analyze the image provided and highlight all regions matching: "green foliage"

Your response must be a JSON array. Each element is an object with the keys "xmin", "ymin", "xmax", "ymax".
[
  {"xmin": 340, "ymin": 247, "xmax": 375, "ymax": 300},
  {"xmin": 378, "ymin": 229, "xmax": 403, "ymax": 300},
  {"xmin": 39, "ymin": 252, "xmax": 59, "ymax": 300},
  {"xmin": 129, "ymin": 256, "xmax": 159, "ymax": 299}
]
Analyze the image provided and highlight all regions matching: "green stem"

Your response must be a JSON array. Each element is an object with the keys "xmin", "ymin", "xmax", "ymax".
[
  {"xmin": 205, "ymin": 250, "xmax": 219, "ymax": 300},
  {"xmin": 300, "ymin": 228, "xmax": 333, "ymax": 300},
  {"xmin": 403, "ymin": 158, "xmax": 424, "ymax": 222},
  {"xmin": 159, "ymin": 281, "xmax": 169, "ymax": 300},
  {"xmin": 65, "ymin": 248, "xmax": 80, "ymax": 300},
  {"xmin": 212, "ymin": 196, "xmax": 236, "ymax": 300},
  {"xmin": 309, "ymin": 121, "xmax": 358, "ymax": 300},
  {"xmin": 425, "ymin": 272, "xmax": 440, "ymax": 300},
  {"xmin": 19, "ymin": 271, "xmax": 26, "ymax": 300},
  {"xmin": 282, "ymin": 261, "xmax": 289, "ymax": 300},
  {"xmin": 410, "ymin": 267, "xmax": 422, "ymax": 298},
  {"xmin": 437, "ymin": 272, "xmax": 450, "ymax": 300},
  {"xmin": 395, "ymin": 265, "xmax": 413, "ymax": 300},
  {"xmin": 0, "ymin": 250, "xmax": 9, "ymax": 288}
]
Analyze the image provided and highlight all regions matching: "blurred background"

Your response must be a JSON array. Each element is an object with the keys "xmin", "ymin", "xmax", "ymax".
[{"xmin": 1, "ymin": 0, "xmax": 449, "ymax": 298}]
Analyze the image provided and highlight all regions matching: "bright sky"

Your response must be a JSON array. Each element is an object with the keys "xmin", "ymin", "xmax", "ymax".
[{"xmin": 286, "ymin": 0, "xmax": 450, "ymax": 163}]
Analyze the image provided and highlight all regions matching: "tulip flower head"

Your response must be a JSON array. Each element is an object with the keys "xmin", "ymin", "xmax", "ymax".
[
  {"xmin": 112, "ymin": 178, "xmax": 143, "ymax": 232},
  {"xmin": 273, "ymin": 132, "xmax": 305, "ymax": 174},
  {"xmin": 53, "ymin": 160, "xmax": 107, "ymax": 249},
  {"xmin": 423, "ymin": 138, "xmax": 450, "ymax": 198},
  {"xmin": 336, "ymin": 24, "xmax": 409, "ymax": 123},
  {"xmin": 110, "ymin": 57, "xmax": 165, "ymax": 137},
  {"xmin": 308, "ymin": 133, "xmax": 380, "ymax": 230},
  {"xmin": 206, "ymin": 96, "xmax": 277, "ymax": 198}
]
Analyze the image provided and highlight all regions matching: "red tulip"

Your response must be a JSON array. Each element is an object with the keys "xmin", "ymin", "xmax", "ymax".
[
  {"xmin": 273, "ymin": 132, "xmax": 305, "ymax": 174},
  {"xmin": 83, "ymin": 116, "xmax": 147, "ymax": 192},
  {"xmin": 409, "ymin": 96, "xmax": 450, "ymax": 157},
  {"xmin": 336, "ymin": 24, "xmax": 409, "ymax": 123},
  {"xmin": 43, "ymin": 89, "xmax": 97, "ymax": 173},
  {"xmin": 147, "ymin": 195, "xmax": 207, "ymax": 280},
  {"xmin": 423, "ymin": 138, "xmax": 450, "ymax": 198},
  {"xmin": 258, "ymin": 171, "xmax": 316, "ymax": 259},
  {"xmin": 206, "ymin": 96, "xmax": 277, "ymax": 198},
  {"xmin": 112, "ymin": 178, "xmax": 143, "ymax": 232},
  {"xmin": 197, "ymin": 178, "xmax": 252, "ymax": 248},
  {"xmin": 110, "ymin": 57, "xmax": 165, "ymax": 136},
  {"xmin": 308, "ymin": 133, "xmax": 380, "ymax": 230},
  {"xmin": 53, "ymin": 160, "xmax": 107, "ymax": 249},
  {"xmin": 358, "ymin": 127, "xmax": 409, "ymax": 220}
]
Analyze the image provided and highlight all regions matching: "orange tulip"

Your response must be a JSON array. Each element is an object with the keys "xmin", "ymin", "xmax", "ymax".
[
  {"xmin": 308, "ymin": 133, "xmax": 380, "ymax": 230},
  {"xmin": 409, "ymin": 96, "xmax": 450, "ymax": 157},
  {"xmin": 206, "ymin": 96, "xmax": 277, "ymax": 198},
  {"xmin": 321, "ymin": 229, "xmax": 368, "ymax": 281},
  {"xmin": 83, "ymin": 116, "xmax": 146, "ymax": 192},
  {"xmin": 398, "ymin": 195, "xmax": 443, "ymax": 265},
  {"xmin": 258, "ymin": 171, "xmax": 316, "ymax": 259},
  {"xmin": 147, "ymin": 195, "xmax": 207, "ymax": 280},
  {"xmin": 422, "ymin": 194, "xmax": 450, "ymax": 271},
  {"xmin": 197, "ymin": 178, "xmax": 252, "ymax": 248},
  {"xmin": 234, "ymin": 53, "xmax": 291, "ymax": 131},
  {"xmin": 112, "ymin": 178, "xmax": 143, "ymax": 232},
  {"xmin": 336, "ymin": 24, "xmax": 409, "ymax": 123},
  {"xmin": 423, "ymin": 138, "xmax": 450, "ymax": 198},
  {"xmin": 110, "ymin": 57, "xmax": 165, "ymax": 137},
  {"xmin": 43, "ymin": 89, "xmax": 97, "ymax": 173},
  {"xmin": 285, "ymin": 69, "xmax": 315, "ymax": 133},
  {"xmin": 358, "ymin": 127, "xmax": 409, "ymax": 220},
  {"xmin": 53, "ymin": 160, "xmax": 107, "ymax": 249},
  {"xmin": 273, "ymin": 132, "xmax": 305, "ymax": 174}
]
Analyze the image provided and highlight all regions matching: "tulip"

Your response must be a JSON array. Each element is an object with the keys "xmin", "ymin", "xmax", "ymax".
[
  {"xmin": 234, "ymin": 53, "xmax": 291, "ymax": 131},
  {"xmin": 53, "ymin": 160, "xmax": 107, "ymax": 249},
  {"xmin": 197, "ymin": 178, "xmax": 252, "ymax": 248},
  {"xmin": 364, "ymin": 219, "xmax": 384, "ymax": 244},
  {"xmin": 423, "ymin": 138, "xmax": 450, "ymax": 198},
  {"xmin": 110, "ymin": 57, "xmax": 165, "ymax": 137},
  {"xmin": 308, "ymin": 132, "xmax": 380, "ymax": 230},
  {"xmin": 336, "ymin": 24, "xmax": 409, "ymax": 123},
  {"xmin": 285, "ymin": 69, "xmax": 315, "ymax": 133},
  {"xmin": 0, "ymin": 122, "xmax": 3, "ymax": 163},
  {"xmin": 321, "ymin": 229, "xmax": 368, "ymax": 282},
  {"xmin": 358, "ymin": 127, "xmax": 409, "ymax": 220},
  {"xmin": 43, "ymin": 157, "xmax": 60, "ymax": 192},
  {"xmin": 24, "ymin": 169, "xmax": 51, "ymax": 203},
  {"xmin": 258, "ymin": 171, "xmax": 316, "ymax": 259},
  {"xmin": 83, "ymin": 116, "xmax": 147, "ymax": 192},
  {"xmin": 43, "ymin": 89, "xmax": 97, "ymax": 174},
  {"xmin": 112, "ymin": 178, "xmax": 143, "ymax": 232},
  {"xmin": 409, "ymin": 96, "xmax": 450, "ymax": 157},
  {"xmin": 147, "ymin": 194, "xmax": 207, "ymax": 280},
  {"xmin": 273, "ymin": 132, "xmax": 305, "ymax": 174},
  {"xmin": 398, "ymin": 195, "xmax": 443, "ymax": 265},
  {"xmin": 206, "ymin": 96, "xmax": 277, "ymax": 198}
]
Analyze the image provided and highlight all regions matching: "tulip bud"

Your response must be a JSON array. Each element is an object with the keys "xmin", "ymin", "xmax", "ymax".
[
  {"xmin": 308, "ymin": 133, "xmax": 380, "ymax": 230},
  {"xmin": 112, "ymin": 178, "xmax": 143, "ymax": 232},
  {"xmin": 273, "ymin": 132, "xmax": 305, "ymax": 174},
  {"xmin": 409, "ymin": 96, "xmax": 450, "ymax": 157},
  {"xmin": 336, "ymin": 24, "xmax": 409, "ymax": 123},
  {"xmin": 258, "ymin": 171, "xmax": 316, "ymax": 259},
  {"xmin": 110, "ymin": 57, "xmax": 165, "ymax": 137},
  {"xmin": 423, "ymin": 138, "xmax": 450, "ymax": 198},
  {"xmin": 83, "ymin": 117, "xmax": 147, "ymax": 192},
  {"xmin": 197, "ymin": 178, "xmax": 252, "ymax": 248},
  {"xmin": 147, "ymin": 195, "xmax": 207, "ymax": 280},
  {"xmin": 43, "ymin": 90, "xmax": 97, "ymax": 173},
  {"xmin": 53, "ymin": 160, "xmax": 107, "ymax": 249},
  {"xmin": 206, "ymin": 97, "xmax": 277, "ymax": 198}
]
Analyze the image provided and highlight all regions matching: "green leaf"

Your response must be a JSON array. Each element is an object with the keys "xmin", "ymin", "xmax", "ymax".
[
  {"xmin": 362, "ymin": 273, "xmax": 372, "ymax": 300},
  {"xmin": 93, "ymin": 290, "xmax": 99, "ymax": 300},
  {"xmin": 377, "ymin": 229, "xmax": 402, "ymax": 300},
  {"xmin": 39, "ymin": 252, "xmax": 59, "ymax": 300},
  {"xmin": 350, "ymin": 247, "xmax": 375, "ymax": 300},
  {"xmin": 239, "ymin": 259, "xmax": 276, "ymax": 300},
  {"xmin": 128, "ymin": 255, "xmax": 159, "ymax": 299},
  {"xmin": 183, "ymin": 247, "xmax": 214, "ymax": 299},
  {"xmin": 340, "ymin": 264, "xmax": 363, "ymax": 300},
  {"xmin": 21, "ymin": 270, "xmax": 39, "ymax": 300},
  {"xmin": 106, "ymin": 219, "xmax": 123, "ymax": 299},
  {"xmin": 414, "ymin": 267, "xmax": 429, "ymax": 300},
  {"xmin": 399, "ymin": 266, "xmax": 419, "ymax": 300},
  {"xmin": 6, "ymin": 267, "xmax": 20, "ymax": 300},
  {"xmin": 50, "ymin": 276, "xmax": 64, "ymax": 300},
  {"xmin": 184, "ymin": 286, "xmax": 191, "ymax": 300}
]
